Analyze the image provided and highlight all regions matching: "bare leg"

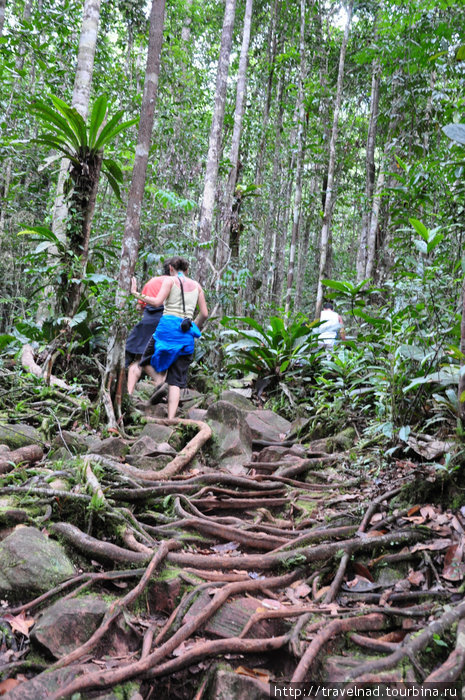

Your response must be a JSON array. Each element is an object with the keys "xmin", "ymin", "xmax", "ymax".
[
  {"xmin": 167, "ymin": 385, "xmax": 181, "ymax": 419},
  {"xmin": 127, "ymin": 362, "xmax": 142, "ymax": 395},
  {"xmin": 144, "ymin": 364, "xmax": 166, "ymax": 386}
]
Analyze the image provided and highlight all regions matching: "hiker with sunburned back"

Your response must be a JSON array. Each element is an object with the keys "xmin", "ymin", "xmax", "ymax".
[
  {"xmin": 125, "ymin": 259, "xmax": 171, "ymax": 395},
  {"xmin": 131, "ymin": 257, "xmax": 208, "ymax": 419},
  {"xmin": 318, "ymin": 301, "xmax": 346, "ymax": 349}
]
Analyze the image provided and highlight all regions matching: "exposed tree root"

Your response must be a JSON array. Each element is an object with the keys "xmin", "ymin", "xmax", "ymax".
[
  {"xmin": 49, "ymin": 570, "xmax": 302, "ymax": 699},
  {"xmin": 292, "ymin": 613, "xmax": 387, "ymax": 681},
  {"xmin": 0, "ymin": 444, "xmax": 43, "ymax": 473},
  {"xmin": 347, "ymin": 599, "xmax": 465, "ymax": 680}
]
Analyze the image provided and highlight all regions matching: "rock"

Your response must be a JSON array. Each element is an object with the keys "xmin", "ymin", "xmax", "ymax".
[
  {"xmin": 0, "ymin": 423, "xmax": 44, "ymax": 449},
  {"xmin": 4, "ymin": 663, "xmax": 100, "ymax": 699},
  {"xmin": 51, "ymin": 429, "xmax": 89, "ymax": 455},
  {"xmin": 186, "ymin": 407, "xmax": 208, "ymax": 421},
  {"xmin": 147, "ymin": 566, "xmax": 183, "ymax": 613},
  {"xmin": 219, "ymin": 390, "xmax": 256, "ymax": 411},
  {"xmin": 208, "ymin": 667, "xmax": 269, "ymax": 700},
  {"xmin": 125, "ymin": 454, "xmax": 172, "ymax": 470},
  {"xmin": 31, "ymin": 595, "xmax": 108, "ymax": 658},
  {"xmin": 0, "ymin": 527, "xmax": 75, "ymax": 598},
  {"xmin": 129, "ymin": 435, "xmax": 176, "ymax": 457},
  {"xmin": 140, "ymin": 422, "xmax": 174, "ymax": 443},
  {"xmin": 184, "ymin": 592, "xmax": 288, "ymax": 639},
  {"xmin": 245, "ymin": 410, "xmax": 291, "ymax": 443},
  {"xmin": 205, "ymin": 400, "xmax": 253, "ymax": 470},
  {"xmin": 87, "ymin": 436, "xmax": 129, "ymax": 458},
  {"xmin": 0, "ymin": 444, "xmax": 10, "ymax": 453},
  {"xmin": 255, "ymin": 444, "xmax": 305, "ymax": 462}
]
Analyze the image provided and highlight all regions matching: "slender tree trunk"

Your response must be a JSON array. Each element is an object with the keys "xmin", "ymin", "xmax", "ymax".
[
  {"xmin": 52, "ymin": 0, "xmax": 102, "ymax": 242},
  {"xmin": 356, "ymin": 58, "xmax": 380, "ymax": 282},
  {"xmin": 216, "ymin": 0, "xmax": 253, "ymax": 272},
  {"xmin": 284, "ymin": 0, "xmax": 306, "ymax": 316},
  {"xmin": 103, "ymin": 0, "xmax": 166, "ymax": 428},
  {"xmin": 196, "ymin": 0, "xmax": 236, "ymax": 287},
  {"xmin": 261, "ymin": 71, "xmax": 285, "ymax": 305},
  {"xmin": 458, "ymin": 275, "xmax": 465, "ymax": 425},
  {"xmin": 36, "ymin": 0, "xmax": 101, "ymax": 321},
  {"xmin": 0, "ymin": 0, "xmax": 6, "ymax": 36},
  {"xmin": 315, "ymin": 2, "xmax": 353, "ymax": 318}
]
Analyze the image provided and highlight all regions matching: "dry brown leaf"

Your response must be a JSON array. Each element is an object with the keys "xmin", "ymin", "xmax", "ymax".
[
  {"xmin": 314, "ymin": 585, "xmax": 330, "ymax": 602},
  {"xmin": 411, "ymin": 539, "xmax": 452, "ymax": 553},
  {"xmin": 420, "ymin": 505, "xmax": 437, "ymax": 520},
  {"xmin": 366, "ymin": 529, "xmax": 387, "ymax": 536},
  {"xmin": 0, "ymin": 678, "xmax": 21, "ymax": 695},
  {"xmin": 353, "ymin": 562, "xmax": 374, "ymax": 582},
  {"xmin": 378, "ymin": 630, "xmax": 407, "ymax": 643},
  {"xmin": 370, "ymin": 513, "xmax": 384, "ymax": 523},
  {"xmin": 407, "ymin": 505, "xmax": 421, "ymax": 516},
  {"xmin": 293, "ymin": 583, "xmax": 311, "ymax": 598},
  {"xmin": 3, "ymin": 612, "xmax": 35, "ymax": 638},
  {"xmin": 442, "ymin": 543, "xmax": 465, "ymax": 582},
  {"xmin": 405, "ymin": 516, "xmax": 426, "ymax": 525},
  {"xmin": 407, "ymin": 570, "xmax": 425, "ymax": 587},
  {"xmin": 235, "ymin": 666, "xmax": 271, "ymax": 680}
]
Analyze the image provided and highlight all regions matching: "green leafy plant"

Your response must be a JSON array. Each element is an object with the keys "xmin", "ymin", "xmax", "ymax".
[{"xmin": 222, "ymin": 314, "xmax": 323, "ymax": 401}]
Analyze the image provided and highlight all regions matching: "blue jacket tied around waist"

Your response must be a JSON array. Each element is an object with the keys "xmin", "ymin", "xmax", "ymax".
[{"xmin": 151, "ymin": 315, "xmax": 201, "ymax": 373}]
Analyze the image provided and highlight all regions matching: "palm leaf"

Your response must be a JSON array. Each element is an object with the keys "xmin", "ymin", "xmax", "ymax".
[
  {"xmin": 88, "ymin": 95, "xmax": 108, "ymax": 149},
  {"xmin": 50, "ymin": 96, "xmax": 87, "ymax": 149},
  {"xmin": 32, "ymin": 102, "xmax": 81, "ymax": 150}
]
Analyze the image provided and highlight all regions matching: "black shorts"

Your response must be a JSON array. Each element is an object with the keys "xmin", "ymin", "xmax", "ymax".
[{"xmin": 166, "ymin": 354, "xmax": 193, "ymax": 388}]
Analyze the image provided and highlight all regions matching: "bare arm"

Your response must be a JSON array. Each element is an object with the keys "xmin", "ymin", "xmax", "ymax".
[
  {"xmin": 338, "ymin": 315, "xmax": 346, "ymax": 340},
  {"xmin": 131, "ymin": 276, "xmax": 173, "ymax": 307},
  {"xmin": 194, "ymin": 286, "xmax": 209, "ymax": 329}
]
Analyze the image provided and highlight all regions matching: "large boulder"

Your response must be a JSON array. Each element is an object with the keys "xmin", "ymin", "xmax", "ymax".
[
  {"xmin": 219, "ymin": 390, "xmax": 256, "ymax": 411},
  {"xmin": 205, "ymin": 400, "xmax": 253, "ymax": 472},
  {"xmin": 50, "ymin": 429, "xmax": 90, "ymax": 455},
  {"xmin": 0, "ymin": 423, "xmax": 44, "ymax": 449},
  {"xmin": 208, "ymin": 667, "xmax": 269, "ymax": 700},
  {"xmin": 86, "ymin": 436, "xmax": 129, "ymax": 458},
  {"xmin": 31, "ymin": 595, "xmax": 108, "ymax": 658},
  {"xmin": 3, "ymin": 664, "xmax": 100, "ymax": 700},
  {"xmin": 0, "ymin": 527, "xmax": 75, "ymax": 599},
  {"xmin": 245, "ymin": 410, "xmax": 291, "ymax": 443}
]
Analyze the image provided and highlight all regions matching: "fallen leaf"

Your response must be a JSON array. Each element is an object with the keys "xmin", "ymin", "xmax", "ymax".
[
  {"xmin": 407, "ymin": 570, "xmax": 425, "ymax": 587},
  {"xmin": 211, "ymin": 541, "xmax": 240, "ymax": 553},
  {"xmin": 420, "ymin": 505, "xmax": 437, "ymax": 520},
  {"xmin": 0, "ymin": 678, "xmax": 21, "ymax": 695},
  {"xmin": 378, "ymin": 630, "xmax": 407, "ymax": 643},
  {"xmin": 353, "ymin": 562, "xmax": 374, "ymax": 582},
  {"xmin": 293, "ymin": 583, "xmax": 311, "ymax": 598},
  {"xmin": 407, "ymin": 505, "xmax": 421, "ymax": 516},
  {"xmin": 442, "ymin": 543, "xmax": 465, "ymax": 582},
  {"xmin": 411, "ymin": 539, "xmax": 452, "ymax": 553},
  {"xmin": 370, "ymin": 513, "xmax": 384, "ymax": 523},
  {"xmin": 261, "ymin": 598, "xmax": 283, "ymax": 610},
  {"xmin": 3, "ymin": 613, "xmax": 35, "ymax": 638},
  {"xmin": 314, "ymin": 585, "xmax": 330, "ymax": 602},
  {"xmin": 235, "ymin": 666, "xmax": 270, "ymax": 680}
]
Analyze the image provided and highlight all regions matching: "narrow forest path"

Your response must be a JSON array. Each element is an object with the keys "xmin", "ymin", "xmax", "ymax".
[{"xmin": 0, "ymin": 387, "xmax": 464, "ymax": 699}]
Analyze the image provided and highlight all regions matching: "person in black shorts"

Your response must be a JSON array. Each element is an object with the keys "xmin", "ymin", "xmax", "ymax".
[{"xmin": 125, "ymin": 260, "xmax": 171, "ymax": 394}]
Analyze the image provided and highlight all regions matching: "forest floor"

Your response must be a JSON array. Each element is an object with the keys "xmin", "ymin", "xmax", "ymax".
[{"xmin": 0, "ymin": 375, "xmax": 465, "ymax": 699}]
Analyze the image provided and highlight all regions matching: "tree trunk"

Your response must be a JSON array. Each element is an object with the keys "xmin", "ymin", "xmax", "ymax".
[
  {"xmin": 51, "ymin": 0, "xmax": 102, "ymax": 242},
  {"xmin": 0, "ymin": 0, "xmax": 5, "ymax": 36},
  {"xmin": 458, "ymin": 275, "xmax": 465, "ymax": 425},
  {"xmin": 37, "ymin": 0, "xmax": 101, "ymax": 321},
  {"xmin": 284, "ymin": 0, "xmax": 306, "ymax": 317},
  {"xmin": 196, "ymin": 0, "xmax": 236, "ymax": 287},
  {"xmin": 103, "ymin": 0, "xmax": 166, "ymax": 428},
  {"xmin": 356, "ymin": 58, "xmax": 380, "ymax": 282},
  {"xmin": 314, "ymin": 2, "xmax": 353, "ymax": 318},
  {"xmin": 216, "ymin": 0, "xmax": 253, "ymax": 273}
]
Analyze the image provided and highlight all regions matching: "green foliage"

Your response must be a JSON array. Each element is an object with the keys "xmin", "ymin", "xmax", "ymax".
[
  {"xmin": 32, "ymin": 94, "xmax": 137, "ymax": 201},
  {"xmin": 221, "ymin": 314, "xmax": 323, "ymax": 400}
]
